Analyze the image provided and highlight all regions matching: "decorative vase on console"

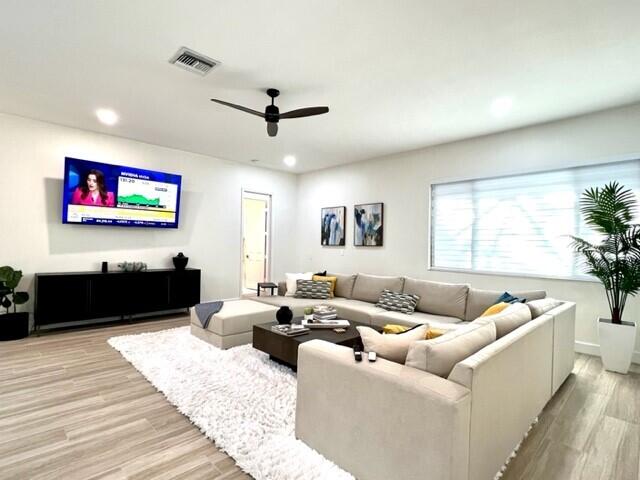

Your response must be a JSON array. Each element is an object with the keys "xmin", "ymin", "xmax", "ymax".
[
  {"xmin": 276, "ymin": 306, "xmax": 293, "ymax": 325},
  {"xmin": 173, "ymin": 252, "xmax": 188, "ymax": 270}
]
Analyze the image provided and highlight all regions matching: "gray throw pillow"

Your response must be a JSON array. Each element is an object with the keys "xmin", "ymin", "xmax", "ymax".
[
  {"xmin": 294, "ymin": 279, "xmax": 331, "ymax": 299},
  {"xmin": 376, "ymin": 289, "xmax": 420, "ymax": 315}
]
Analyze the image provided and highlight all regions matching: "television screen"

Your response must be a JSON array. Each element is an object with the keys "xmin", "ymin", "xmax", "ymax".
[{"xmin": 62, "ymin": 157, "xmax": 182, "ymax": 228}]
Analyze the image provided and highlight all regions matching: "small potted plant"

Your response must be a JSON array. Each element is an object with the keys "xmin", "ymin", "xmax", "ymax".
[
  {"xmin": 571, "ymin": 182, "xmax": 640, "ymax": 373},
  {"xmin": 304, "ymin": 306, "xmax": 314, "ymax": 321},
  {"xmin": 0, "ymin": 266, "xmax": 30, "ymax": 341}
]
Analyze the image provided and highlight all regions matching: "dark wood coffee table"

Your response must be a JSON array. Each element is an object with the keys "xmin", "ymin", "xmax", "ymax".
[{"xmin": 253, "ymin": 317, "xmax": 375, "ymax": 370}]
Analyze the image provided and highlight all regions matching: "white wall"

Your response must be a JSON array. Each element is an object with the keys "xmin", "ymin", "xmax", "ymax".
[
  {"xmin": 0, "ymin": 113, "xmax": 299, "ymax": 312},
  {"xmin": 295, "ymin": 103, "xmax": 640, "ymax": 355}
]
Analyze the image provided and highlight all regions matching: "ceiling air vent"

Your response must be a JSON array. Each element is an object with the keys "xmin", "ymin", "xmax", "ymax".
[{"xmin": 169, "ymin": 47, "xmax": 220, "ymax": 76}]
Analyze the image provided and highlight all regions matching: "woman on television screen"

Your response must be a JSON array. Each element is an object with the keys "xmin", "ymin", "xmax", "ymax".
[{"xmin": 70, "ymin": 169, "xmax": 115, "ymax": 207}]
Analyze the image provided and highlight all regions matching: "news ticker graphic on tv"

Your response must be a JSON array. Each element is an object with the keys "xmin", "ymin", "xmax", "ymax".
[{"xmin": 62, "ymin": 157, "xmax": 182, "ymax": 228}]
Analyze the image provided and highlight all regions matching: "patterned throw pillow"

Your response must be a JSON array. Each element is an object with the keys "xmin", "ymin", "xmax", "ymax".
[
  {"xmin": 376, "ymin": 289, "xmax": 420, "ymax": 315},
  {"xmin": 294, "ymin": 279, "xmax": 331, "ymax": 299}
]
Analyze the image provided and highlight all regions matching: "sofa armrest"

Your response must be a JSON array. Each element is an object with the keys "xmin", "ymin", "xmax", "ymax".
[
  {"xmin": 296, "ymin": 340, "xmax": 471, "ymax": 480},
  {"xmin": 544, "ymin": 301, "xmax": 576, "ymax": 394},
  {"xmin": 277, "ymin": 281, "xmax": 287, "ymax": 296}
]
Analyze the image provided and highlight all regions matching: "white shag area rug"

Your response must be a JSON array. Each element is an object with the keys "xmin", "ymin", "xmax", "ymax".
[{"xmin": 108, "ymin": 326, "xmax": 353, "ymax": 480}]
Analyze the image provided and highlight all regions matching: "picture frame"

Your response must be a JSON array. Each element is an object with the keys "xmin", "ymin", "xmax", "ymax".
[
  {"xmin": 354, "ymin": 202, "xmax": 383, "ymax": 246},
  {"xmin": 321, "ymin": 206, "xmax": 346, "ymax": 246}
]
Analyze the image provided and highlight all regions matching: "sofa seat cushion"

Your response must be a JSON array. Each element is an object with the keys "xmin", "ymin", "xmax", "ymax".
[
  {"xmin": 464, "ymin": 288, "xmax": 546, "ymax": 321},
  {"xmin": 371, "ymin": 309, "xmax": 462, "ymax": 330},
  {"xmin": 328, "ymin": 298, "xmax": 382, "ymax": 325},
  {"xmin": 403, "ymin": 278, "xmax": 469, "ymax": 319},
  {"xmin": 473, "ymin": 302, "xmax": 532, "ymax": 338},
  {"xmin": 405, "ymin": 319, "xmax": 497, "ymax": 377},
  {"xmin": 328, "ymin": 273, "xmax": 357, "ymax": 299},
  {"xmin": 357, "ymin": 324, "xmax": 429, "ymax": 363},
  {"xmin": 351, "ymin": 273, "xmax": 405, "ymax": 303}
]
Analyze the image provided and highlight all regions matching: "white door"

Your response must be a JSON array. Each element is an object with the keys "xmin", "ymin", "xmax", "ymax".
[{"xmin": 242, "ymin": 191, "xmax": 271, "ymax": 293}]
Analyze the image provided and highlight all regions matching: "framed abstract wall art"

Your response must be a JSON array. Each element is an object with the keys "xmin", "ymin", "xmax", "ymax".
[
  {"xmin": 354, "ymin": 202, "xmax": 383, "ymax": 246},
  {"xmin": 321, "ymin": 206, "xmax": 346, "ymax": 246}
]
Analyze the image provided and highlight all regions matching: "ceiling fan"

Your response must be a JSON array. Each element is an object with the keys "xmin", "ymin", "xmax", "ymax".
[{"xmin": 210, "ymin": 88, "xmax": 329, "ymax": 137}]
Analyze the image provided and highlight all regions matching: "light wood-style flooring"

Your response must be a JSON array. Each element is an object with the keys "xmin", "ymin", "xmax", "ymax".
[
  {"xmin": 0, "ymin": 316, "xmax": 250, "ymax": 480},
  {"xmin": 502, "ymin": 353, "xmax": 640, "ymax": 480},
  {"xmin": 1, "ymin": 316, "xmax": 639, "ymax": 480}
]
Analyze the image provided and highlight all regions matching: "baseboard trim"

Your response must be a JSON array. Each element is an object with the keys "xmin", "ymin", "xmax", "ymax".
[{"xmin": 575, "ymin": 340, "xmax": 640, "ymax": 364}]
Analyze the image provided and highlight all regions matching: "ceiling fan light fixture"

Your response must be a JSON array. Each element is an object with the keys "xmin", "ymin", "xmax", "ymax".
[{"xmin": 210, "ymin": 88, "xmax": 329, "ymax": 137}]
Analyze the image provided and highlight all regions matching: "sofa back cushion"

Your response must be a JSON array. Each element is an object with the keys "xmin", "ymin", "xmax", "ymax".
[
  {"xmin": 329, "ymin": 273, "xmax": 357, "ymax": 299},
  {"xmin": 526, "ymin": 298, "xmax": 563, "ymax": 319},
  {"xmin": 405, "ymin": 319, "xmax": 497, "ymax": 377},
  {"xmin": 402, "ymin": 278, "xmax": 469, "ymax": 319},
  {"xmin": 465, "ymin": 288, "xmax": 546, "ymax": 321},
  {"xmin": 351, "ymin": 274, "xmax": 405, "ymax": 304},
  {"xmin": 473, "ymin": 302, "xmax": 531, "ymax": 338}
]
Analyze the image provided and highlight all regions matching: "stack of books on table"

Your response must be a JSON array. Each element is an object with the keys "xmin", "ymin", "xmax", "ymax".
[
  {"xmin": 313, "ymin": 305, "xmax": 337, "ymax": 321},
  {"xmin": 271, "ymin": 324, "xmax": 310, "ymax": 337},
  {"xmin": 302, "ymin": 306, "xmax": 350, "ymax": 328},
  {"xmin": 302, "ymin": 318, "xmax": 351, "ymax": 329}
]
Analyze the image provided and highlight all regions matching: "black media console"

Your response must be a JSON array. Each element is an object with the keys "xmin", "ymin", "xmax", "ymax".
[{"xmin": 34, "ymin": 268, "xmax": 201, "ymax": 330}]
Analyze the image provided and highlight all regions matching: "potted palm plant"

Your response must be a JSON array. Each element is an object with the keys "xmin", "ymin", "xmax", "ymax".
[
  {"xmin": 571, "ymin": 182, "xmax": 640, "ymax": 374},
  {"xmin": 0, "ymin": 266, "xmax": 30, "ymax": 341}
]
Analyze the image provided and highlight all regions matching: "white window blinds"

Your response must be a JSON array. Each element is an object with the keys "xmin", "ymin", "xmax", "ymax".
[{"xmin": 430, "ymin": 159, "xmax": 640, "ymax": 279}]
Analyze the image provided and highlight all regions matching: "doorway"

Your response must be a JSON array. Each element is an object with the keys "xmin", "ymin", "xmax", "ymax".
[{"xmin": 241, "ymin": 191, "xmax": 271, "ymax": 294}]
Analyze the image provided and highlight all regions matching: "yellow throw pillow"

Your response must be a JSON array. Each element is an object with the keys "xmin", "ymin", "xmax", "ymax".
[
  {"xmin": 312, "ymin": 275, "xmax": 337, "ymax": 297},
  {"xmin": 382, "ymin": 324, "xmax": 410, "ymax": 334},
  {"xmin": 383, "ymin": 324, "xmax": 446, "ymax": 339},
  {"xmin": 481, "ymin": 302, "xmax": 510, "ymax": 317},
  {"xmin": 426, "ymin": 328, "xmax": 446, "ymax": 339}
]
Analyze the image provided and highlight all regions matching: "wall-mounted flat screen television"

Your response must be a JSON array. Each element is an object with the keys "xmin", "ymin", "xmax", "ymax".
[{"xmin": 62, "ymin": 157, "xmax": 182, "ymax": 228}]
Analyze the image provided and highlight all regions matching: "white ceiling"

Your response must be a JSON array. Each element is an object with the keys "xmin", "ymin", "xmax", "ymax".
[{"xmin": 1, "ymin": 1, "xmax": 639, "ymax": 173}]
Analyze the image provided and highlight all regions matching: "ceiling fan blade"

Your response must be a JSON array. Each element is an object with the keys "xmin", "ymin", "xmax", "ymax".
[
  {"xmin": 210, "ymin": 99, "xmax": 264, "ymax": 118},
  {"xmin": 267, "ymin": 122, "xmax": 278, "ymax": 137},
  {"xmin": 279, "ymin": 106, "xmax": 329, "ymax": 119}
]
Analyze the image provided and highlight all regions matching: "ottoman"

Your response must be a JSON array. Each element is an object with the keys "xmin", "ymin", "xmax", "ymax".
[{"xmin": 190, "ymin": 299, "xmax": 278, "ymax": 349}]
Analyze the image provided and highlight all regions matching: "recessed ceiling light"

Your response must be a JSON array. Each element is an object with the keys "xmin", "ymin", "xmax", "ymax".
[
  {"xmin": 283, "ymin": 155, "xmax": 296, "ymax": 167},
  {"xmin": 96, "ymin": 108, "xmax": 119, "ymax": 126},
  {"xmin": 490, "ymin": 96, "xmax": 513, "ymax": 118}
]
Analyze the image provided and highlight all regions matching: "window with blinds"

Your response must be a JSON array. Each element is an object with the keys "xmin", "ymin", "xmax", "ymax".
[{"xmin": 430, "ymin": 159, "xmax": 640, "ymax": 279}]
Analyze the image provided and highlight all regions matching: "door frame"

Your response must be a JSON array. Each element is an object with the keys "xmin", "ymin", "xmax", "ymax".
[{"xmin": 240, "ymin": 188, "xmax": 273, "ymax": 295}]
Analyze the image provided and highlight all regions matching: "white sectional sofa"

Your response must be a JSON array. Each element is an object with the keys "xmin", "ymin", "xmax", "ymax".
[
  {"xmin": 254, "ymin": 273, "xmax": 576, "ymax": 480},
  {"xmin": 254, "ymin": 272, "xmax": 547, "ymax": 330}
]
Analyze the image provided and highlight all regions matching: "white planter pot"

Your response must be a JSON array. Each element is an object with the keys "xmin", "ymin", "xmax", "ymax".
[{"xmin": 598, "ymin": 317, "xmax": 637, "ymax": 374}]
